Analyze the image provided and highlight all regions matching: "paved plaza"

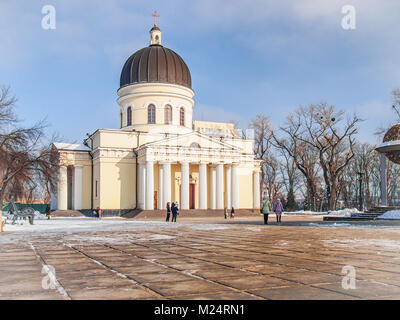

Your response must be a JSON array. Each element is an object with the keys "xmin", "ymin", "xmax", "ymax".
[{"xmin": 1, "ymin": 216, "xmax": 400, "ymax": 300}]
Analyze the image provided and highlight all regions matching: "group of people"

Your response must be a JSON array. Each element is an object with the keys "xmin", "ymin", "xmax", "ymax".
[
  {"xmin": 224, "ymin": 207, "xmax": 235, "ymax": 219},
  {"xmin": 166, "ymin": 202, "xmax": 179, "ymax": 222},
  {"xmin": 261, "ymin": 196, "xmax": 283, "ymax": 225}
]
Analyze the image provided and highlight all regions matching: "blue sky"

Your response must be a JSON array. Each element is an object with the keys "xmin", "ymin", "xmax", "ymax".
[{"xmin": 1, "ymin": 0, "xmax": 399, "ymax": 144}]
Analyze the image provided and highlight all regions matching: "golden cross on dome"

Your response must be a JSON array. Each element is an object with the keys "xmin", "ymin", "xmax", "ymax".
[{"xmin": 152, "ymin": 11, "xmax": 160, "ymax": 26}]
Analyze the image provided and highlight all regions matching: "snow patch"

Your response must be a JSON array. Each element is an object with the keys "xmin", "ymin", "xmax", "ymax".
[
  {"xmin": 322, "ymin": 238, "xmax": 400, "ymax": 249},
  {"xmin": 327, "ymin": 208, "xmax": 362, "ymax": 217},
  {"xmin": 379, "ymin": 210, "xmax": 400, "ymax": 220},
  {"xmin": 190, "ymin": 224, "xmax": 230, "ymax": 231}
]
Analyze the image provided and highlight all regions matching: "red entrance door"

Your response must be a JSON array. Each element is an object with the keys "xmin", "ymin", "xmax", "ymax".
[
  {"xmin": 154, "ymin": 191, "xmax": 158, "ymax": 210},
  {"xmin": 189, "ymin": 184, "xmax": 195, "ymax": 209}
]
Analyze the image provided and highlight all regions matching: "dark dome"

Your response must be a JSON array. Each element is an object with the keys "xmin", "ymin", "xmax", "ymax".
[
  {"xmin": 383, "ymin": 123, "xmax": 400, "ymax": 164},
  {"xmin": 120, "ymin": 45, "xmax": 192, "ymax": 89}
]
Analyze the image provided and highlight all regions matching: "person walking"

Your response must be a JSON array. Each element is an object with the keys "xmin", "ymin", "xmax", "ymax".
[
  {"xmin": 274, "ymin": 198, "xmax": 283, "ymax": 224},
  {"xmin": 230, "ymin": 207, "xmax": 235, "ymax": 219},
  {"xmin": 172, "ymin": 202, "xmax": 179, "ymax": 222},
  {"xmin": 97, "ymin": 206, "xmax": 102, "ymax": 219},
  {"xmin": 224, "ymin": 206, "xmax": 228, "ymax": 219},
  {"xmin": 261, "ymin": 196, "xmax": 271, "ymax": 225},
  {"xmin": 45, "ymin": 204, "xmax": 51, "ymax": 220},
  {"xmin": 166, "ymin": 202, "xmax": 171, "ymax": 222}
]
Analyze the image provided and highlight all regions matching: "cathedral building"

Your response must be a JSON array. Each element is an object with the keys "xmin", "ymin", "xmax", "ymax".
[{"xmin": 52, "ymin": 18, "xmax": 261, "ymax": 214}]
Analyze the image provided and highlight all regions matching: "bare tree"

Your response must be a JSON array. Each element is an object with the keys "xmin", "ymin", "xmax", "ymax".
[
  {"xmin": 271, "ymin": 113, "xmax": 321, "ymax": 211},
  {"xmin": 249, "ymin": 115, "xmax": 274, "ymax": 200},
  {"xmin": 0, "ymin": 86, "xmax": 59, "ymax": 216}
]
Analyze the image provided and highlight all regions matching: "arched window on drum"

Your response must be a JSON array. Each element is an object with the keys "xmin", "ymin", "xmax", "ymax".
[
  {"xmin": 148, "ymin": 104, "xmax": 156, "ymax": 124},
  {"xmin": 127, "ymin": 107, "xmax": 132, "ymax": 126},
  {"xmin": 180, "ymin": 107, "xmax": 185, "ymax": 126},
  {"xmin": 165, "ymin": 105, "xmax": 172, "ymax": 124}
]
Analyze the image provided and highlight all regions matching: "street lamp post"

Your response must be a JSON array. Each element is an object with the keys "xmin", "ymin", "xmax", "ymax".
[{"xmin": 357, "ymin": 172, "xmax": 364, "ymax": 212}]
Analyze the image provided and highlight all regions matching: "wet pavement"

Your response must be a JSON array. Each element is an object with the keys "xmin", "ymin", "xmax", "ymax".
[{"xmin": 1, "ymin": 216, "xmax": 400, "ymax": 300}]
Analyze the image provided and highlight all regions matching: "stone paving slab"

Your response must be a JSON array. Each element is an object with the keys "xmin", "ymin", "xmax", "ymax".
[{"xmin": 1, "ymin": 216, "xmax": 400, "ymax": 299}]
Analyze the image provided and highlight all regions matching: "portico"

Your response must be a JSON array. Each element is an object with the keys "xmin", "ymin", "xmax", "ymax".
[{"xmin": 137, "ymin": 160, "xmax": 244, "ymax": 210}]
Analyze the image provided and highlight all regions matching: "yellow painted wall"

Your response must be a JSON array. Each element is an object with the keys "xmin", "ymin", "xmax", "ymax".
[
  {"xmin": 238, "ymin": 166, "xmax": 254, "ymax": 209},
  {"xmin": 98, "ymin": 157, "xmax": 136, "ymax": 210}
]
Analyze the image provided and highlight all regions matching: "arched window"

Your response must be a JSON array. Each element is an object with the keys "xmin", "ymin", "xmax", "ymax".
[
  {"xmin": 148, "ymin": 104, "xmax": 156, "ymax": 124},
  {"xmin": 180, "ymin": 107, "xmax": 185, "ymax": 126},
  {"xmin": 190, "ymin": 143, "xmax": 200, "ymax": 148},
  {"xmin": 164, "ymin": 105, "xmax": 172, "ymax": 124},
  {"xmin": 127, "ymin": 107, "xmax": 132, "ymax": 126}
]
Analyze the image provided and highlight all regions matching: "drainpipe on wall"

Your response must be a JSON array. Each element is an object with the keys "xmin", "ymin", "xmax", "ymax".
[
  {"xmin": 132, "ymin": 129, "xmax": 146, "ymax": 211},
  {"xmin": 83, "ymin": 134, "xmax": 94, "ymax": 211}
]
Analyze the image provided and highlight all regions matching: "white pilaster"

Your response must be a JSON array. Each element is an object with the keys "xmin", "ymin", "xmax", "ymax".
[
  {"xmin": 210, "ymin": 165, "xmax": 216, "ymax": 209},
  {"xmin": 139, "ymin": 163, "xmax": 146, "ymax": 210},
  {"xmin": 225, "ymin": 165, "xmax": 232, "ymax": 209},
  {"xmin": 57, "ymin": 166, "xmax": 68, "ymax": 211},
  {"xmin": 380, "ymin": 153, "xmax": 387, "ymax": 206},
  {"xmin": 232, "ymin": 164, "xmax": 239, "ymax": 209},
  {"xmin": 199, "ymin": 163, "xmax": 207, "ymax": 209},
  {"xmin": 158, "ymin": 165, "xmax": 164, "ymax": 210},
  {"xmin": 145, "ymin": 161, "xmax": 154, "ymax": 210},
  {"xmin": 73, "ymin": 165, "xmax": 83, "ymax": 210},
  {"xmin": 253, "ymin": 170, "xmax": 261, "ymax": 209},
  {"xmin": 181, "ymin": 162, "xmax": 189, "ymax": 210},
  {"xmin": 162, "ymin": 162, "xmax": 171, "ymax": 208},
  {"xmin": 216, "ymin": 163, "xmax": 224, "ymax": 209}
]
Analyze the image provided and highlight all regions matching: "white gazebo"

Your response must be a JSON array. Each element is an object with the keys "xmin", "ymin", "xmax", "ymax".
[{"xmin": 375, "ymin": 124, "xmax": 400, "ymax": 206}]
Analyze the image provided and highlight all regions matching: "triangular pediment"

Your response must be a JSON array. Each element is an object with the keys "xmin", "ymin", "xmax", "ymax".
[{"xmin": 140, "ymin": 131, "xmax": 241, "ymax": 152}]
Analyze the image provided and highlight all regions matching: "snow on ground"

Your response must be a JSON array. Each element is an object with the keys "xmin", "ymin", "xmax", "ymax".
[
  {"xmin": 284, "ymin": 208, "xmax": 361, "ymax": 217},
  {"xmin": 326, "ymin": 208, "xmax": 362, "ymax": 217},
  {"xmin": 1, "ymin": 217, "xmax": 179, "ymax": 234},
  {"xmin": 283, "ymin": 210, "xmax": 325, "ymax": 215},
  {"xmin": 189, "ymin": 224, "xmax": 231, "ymax": 231},
  {"xmin": 322, "ymin": 238, "xmax": 400, "ymax": 249},
  {"xmin": 379, "ymin": 210, "xmax": 400, "ymax": 220}
]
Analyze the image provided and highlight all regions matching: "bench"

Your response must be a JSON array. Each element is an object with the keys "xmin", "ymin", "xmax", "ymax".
[{"xmin": 9, "ymin": 201, "xmax": 35, "ymax": 225}]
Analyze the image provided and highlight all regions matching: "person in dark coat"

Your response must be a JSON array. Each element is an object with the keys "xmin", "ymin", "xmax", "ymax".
[
  {"xmin": 45, "ymin": 204, "xmax": 51, "ymax": 220},
  {"xmin": 230, "ymin": 207, "xmax": 235, "ymax": 219},
  {"xmin": 261, "ymin": 196, "xmax": 271, "ymax": 225},
  {"xmin": 166, "ymin": 202, "xmax": 171, "ymax": 222},
  {"xmin": 171, "ymin": 202, "xmax": 179, "ymax": 222}
]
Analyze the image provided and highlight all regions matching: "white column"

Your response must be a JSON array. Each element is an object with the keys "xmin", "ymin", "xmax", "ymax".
[
  {"xmin": 216, "ymin": 163, "xmax": 224, "ymax": 209},
  {"xmin": 380, "ymin": 153, "xmax": 387, "ymax": 206},
  {"xmin": 210, "ymin": 165, "xmax": 216, "ymax": 209},
  {"xmin": 145, "ymin": 161, "xmax": 154, "ymax": 210},
  {"xmin": 57, "ymin": 166, "xmax": 68, "ymax": 211},
  {"xmin": 232, "ymin": 164, "xmax": 239, "ymax": 209},
  {"xmin": 158, "ymin": 165, "xmax": 164, "ymax": 210},
  {"xmin": 199, "ymin": 163, "xmax": 207, "ymax": 209},
  {"xmin": 181, "ymin": 162, "xmax": 189, "ymax": 210},
  {"xmin": 225, "ymin": 165, "xmax": 232, "ymax": 209},
  {"xmin": 73, "ymin": 165, "xmax": 83, "ymax": 210},
  {"xmin": 162, "ymin": 162, "xmax": 171, "ymax": 208},
  {"xmin": 253, "ymin": 170, "xmax": 261, "ymax": 209},
  {"xmin": 139, "ymin": 163, "xmax": 146, "ymax": 210}
]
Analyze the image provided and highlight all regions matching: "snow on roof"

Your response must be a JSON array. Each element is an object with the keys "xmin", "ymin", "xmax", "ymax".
[
  {"xmin": 377, "ymin": 140, "xmax": 400, "ymax": 149},
  {"xmin": 53, "ymin": 142, "xmax": 90, "ymax": 152}
]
